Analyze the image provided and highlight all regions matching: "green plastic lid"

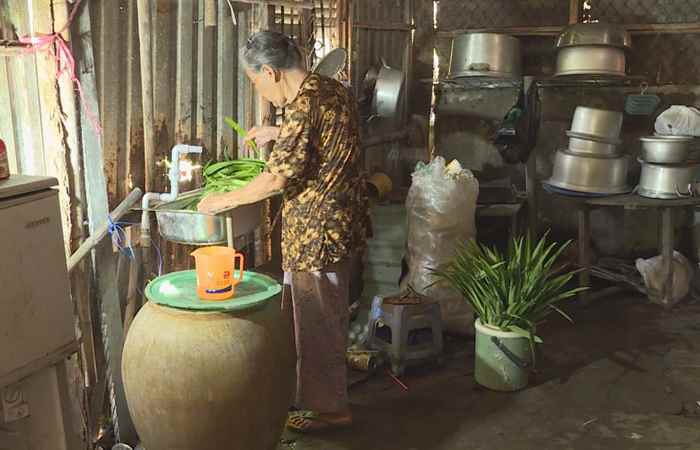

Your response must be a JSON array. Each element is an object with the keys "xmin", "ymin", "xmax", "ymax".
[{"xmin": 145, "ymin": 270, "xmax": 282, "ymax": 312}]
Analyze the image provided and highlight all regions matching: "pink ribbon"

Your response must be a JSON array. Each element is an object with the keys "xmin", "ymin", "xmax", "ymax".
[{"xmin": 17, "ymin": 0, "xmax": 102, "ymax": 136}]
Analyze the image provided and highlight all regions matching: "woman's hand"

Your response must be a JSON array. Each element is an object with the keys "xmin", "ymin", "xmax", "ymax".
[
  {"xmin": 246, "ymin": 126, "xmax": 280, "ymax": 148},
  {"xmin": 197, "ymin": 192, "xmax": 237, "ymax": 214}
]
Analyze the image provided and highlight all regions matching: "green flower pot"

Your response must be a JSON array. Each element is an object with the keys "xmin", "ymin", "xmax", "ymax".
[{"xmin": 474, "ymin": 319, "xmax": 532, "ymax": 391}]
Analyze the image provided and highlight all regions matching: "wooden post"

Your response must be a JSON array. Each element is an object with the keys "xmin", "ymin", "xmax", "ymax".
[
  {"xmin": 175, "ymin": 0, "xmax": 195, "ymax": 143},
  {"xmin": 75, "ymin": 2, "xmax": 137, "ymax": 443},
  {"xmin": 569, "ymin": 0, "xmax": 581, "ymax": 24},
  {"xmin": 125, "ymin": 0, "xmax": 145, "ymax": 194},
  {"xmin": 99, "ymin": 0, "xmax": 125, "ymax": 207},
  {"xmin": 237, "ymin": 9, "xmax": 250, "ymax": 158},
  {"xmin": 196, "ymin": 0, "xmax": 216, "ymax": 153},
  {"xmin": 136, "ymin": 0, "xmax": 156, "ymax": 193},
  {"xmin": 217, "ymin": 0, "xmax": 236, "ymax": 160}
]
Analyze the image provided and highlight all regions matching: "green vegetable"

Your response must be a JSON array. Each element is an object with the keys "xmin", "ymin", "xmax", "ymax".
[
  {"xmin": 184, "ymin": 158, "xmax": 266, "ymax": 211},
  {"xmin": 224, "ymin": 117, "xmax": 260, "ymax": 158}
]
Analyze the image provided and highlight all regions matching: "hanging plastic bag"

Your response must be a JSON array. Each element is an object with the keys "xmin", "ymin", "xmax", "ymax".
[
  {"xmin": 635, "ymin": 251, "xmax": 692, "ymax": 307},
  {"xmin": 401, "ymin": 157, "xmax": 479, "ymax": 334},
  {"xmin": 654, "ymin": 105, "xmax": 700, "ymax": 137}
]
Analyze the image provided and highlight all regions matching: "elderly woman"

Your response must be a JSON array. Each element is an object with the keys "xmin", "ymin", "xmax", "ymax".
[{"xmin": 198, "ymin": 31, "xmax": 368, "ymax": 432}]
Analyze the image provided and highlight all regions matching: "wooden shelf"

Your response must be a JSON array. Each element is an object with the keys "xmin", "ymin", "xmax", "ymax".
[{"xmin": 437, "ymin": 22, "xmax": 700, "ymax": 38}]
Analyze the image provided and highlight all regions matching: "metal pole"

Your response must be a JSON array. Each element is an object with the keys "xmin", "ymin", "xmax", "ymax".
[{"xmin": 67, "ymin": 188, "xmax": 143, "ymax": 272}]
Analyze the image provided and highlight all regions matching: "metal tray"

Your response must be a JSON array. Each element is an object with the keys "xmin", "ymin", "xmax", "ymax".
[{"xmin": 154, "ymin": 190, "xmax": 265, "ymax": 245}]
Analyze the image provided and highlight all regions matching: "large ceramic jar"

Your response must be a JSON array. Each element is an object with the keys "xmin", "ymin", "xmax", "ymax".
[{"xmin": 122, "ymin": 270, "xmax": 295, "ymax": 450}]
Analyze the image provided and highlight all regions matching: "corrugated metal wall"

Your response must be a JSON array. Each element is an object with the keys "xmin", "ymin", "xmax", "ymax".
[
  {"xmin": 351, "ymin": 0, "xmax": 413, "ymax": 106},
  {"xmin": 89, "ymin": 0, "xmax": 249, "ymax": 207},
  {"xmin": 1, "ymin": 0, "xmax": 338, "ymax": 273}
]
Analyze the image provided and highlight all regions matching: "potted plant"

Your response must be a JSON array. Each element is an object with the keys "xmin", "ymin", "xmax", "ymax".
[{"xmin": 433, "ymin": 233, "xmax": 585, "ymax": 391}]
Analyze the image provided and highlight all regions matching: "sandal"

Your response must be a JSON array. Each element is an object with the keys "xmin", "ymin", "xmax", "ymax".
[{"xmin": 286, "ymin": 411, "xmax": 351, "ymax": 433}]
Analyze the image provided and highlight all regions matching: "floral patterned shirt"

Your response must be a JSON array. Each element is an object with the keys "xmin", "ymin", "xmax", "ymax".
[{"xmin": 267, "ymin": 73, "xmax": 369, "ymax": 272}]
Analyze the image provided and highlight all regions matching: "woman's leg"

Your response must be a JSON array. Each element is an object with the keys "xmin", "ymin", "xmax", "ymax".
[{"xmin": 289, "ymin": 259, "xmax": 352, "ymax": 423}]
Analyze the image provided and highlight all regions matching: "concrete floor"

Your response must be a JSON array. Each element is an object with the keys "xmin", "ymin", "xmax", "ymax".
[{"xmin": 281, "ymin": 294, "xmax": 700, "ymax": 450}]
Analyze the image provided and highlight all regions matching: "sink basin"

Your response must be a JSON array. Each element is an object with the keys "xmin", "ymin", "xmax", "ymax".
[{"xmin": 155, "ymin": 190, "xmax": 264, "ymax": 245}]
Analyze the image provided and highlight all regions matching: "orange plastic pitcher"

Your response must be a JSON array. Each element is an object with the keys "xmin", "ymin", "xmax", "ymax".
[{"xmin": 191, "ymin": 246, "xmax": 245, "ymax": 301}]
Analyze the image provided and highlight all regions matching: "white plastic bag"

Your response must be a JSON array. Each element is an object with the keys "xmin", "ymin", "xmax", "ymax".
[
  {"xmin": 635, "ymin": 251, "xmax": 692, "ymax": 307},
  {"xmin": 401, "ymin": 157, "xmax": 479, "ymax": 334},
  {"xmin": 654, "ymin": 105, "xmax": 700, "ymax": 136}
]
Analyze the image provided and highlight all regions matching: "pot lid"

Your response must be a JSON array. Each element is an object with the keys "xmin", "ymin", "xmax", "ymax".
[
  {"xmin": 145, "ymin": 270, "xmax": 281, "ymax": 312},
  {"xmin": 312, "ymin": 47, "xmax": 347, "ymax": 78},
  {"xmin": 556, "ymin": 23, "xmax": 631, "ymax": 49}
]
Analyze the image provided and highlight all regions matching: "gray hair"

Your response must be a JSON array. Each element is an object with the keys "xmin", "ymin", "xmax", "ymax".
[{"xmin": 242, "ymin": 30, "xmax": 303, "ymax": 72}]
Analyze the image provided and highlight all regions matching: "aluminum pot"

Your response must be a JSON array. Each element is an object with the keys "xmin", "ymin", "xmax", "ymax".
[
  {"xmin": 449, "ymin": 33, "xmax": 521, "ymax": 79},
  {"xmin": 566, "ymin": 131, "xmax": 620, "ymax": 156},
  {"xmin": 639, "ymin": 135, "xmax": 693, "ymax": 164},
  {"xmin": 548, "ymin": 149, "xmax": 630, "ymax": 194},
  {"xmin": 637, "ymin": 160, "xmax": 700, "ymax": 198},
  {"xmin": 555, "ymin": 46, "xmax": 626, "ymax": 77},
  {"xmin": 556, "ymin": 23, "xmax": 632, "ymax": 49},
  {"xmin": 372, "ymin": 61, "xmax": 405, "ymax": 120},
  {"xmin": 570, "ymin": 106, "xmax": 623, "ymax": 140}
]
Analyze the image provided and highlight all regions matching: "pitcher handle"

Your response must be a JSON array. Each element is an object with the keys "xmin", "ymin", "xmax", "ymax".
[{"xmin": 233, "ymin": 253, "xmax": 245, "ymax": 283}]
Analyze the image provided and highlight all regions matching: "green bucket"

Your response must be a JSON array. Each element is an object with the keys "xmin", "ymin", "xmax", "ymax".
[{"xmin": 474, "ymin": 319, "xmax": 533, "ymax": 391}]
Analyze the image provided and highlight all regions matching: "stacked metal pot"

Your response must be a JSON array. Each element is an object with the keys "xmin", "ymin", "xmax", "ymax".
[
  {"xmin": 555, "ymin": 23, "xmax": 631, "ymax": 77},
  {"xmin": 637, "ymin": 135, "xmax": 698, "ymax": 198},
  {"xmin": 547, "ymin": 107, "xmax": 630, "ymax": 194}
]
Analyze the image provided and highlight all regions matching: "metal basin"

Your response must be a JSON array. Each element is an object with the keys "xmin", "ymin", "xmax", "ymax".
[
  {"xmin": 548, "ymin": 149, "xmax": 630, "ymax": 194},
  {"xmin": 566, "ymin": 130, "xmax": 620, "ymax": 157},
  {"xmin": 155, "ymin": 191, "xmax": 264, "ymax": 245},
  {"xmin": 555, "ymin": 46, "xmax": 626, "ymax": 77},
  {"xmin": 570, "ymin": 106, "xmax": 623, "ymax": 140},
  {"xmin": 640, "ymin": 135, "xmax": 693, "ymax": 164},
  {"xmin": 449, "ymin": 33, "xmax": 521, "ymax": 79},
  {"xmin": 637, "ymin": 160, "xmax": 700, "ymax": 198}
]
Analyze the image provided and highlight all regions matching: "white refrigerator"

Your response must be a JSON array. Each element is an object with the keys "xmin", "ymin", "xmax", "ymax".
[{"xmin": 0, "ymin": 175, "xmax": 82, "ymax": 450}]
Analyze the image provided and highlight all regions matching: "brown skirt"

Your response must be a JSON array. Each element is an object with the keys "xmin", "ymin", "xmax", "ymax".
[{"xmin": 283, "ymin": 258, "xmax": 350, "ymax": 414}]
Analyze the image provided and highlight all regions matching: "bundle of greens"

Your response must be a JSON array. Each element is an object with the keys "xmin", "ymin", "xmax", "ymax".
[
  {"xmin": 182, "ymin": 158, "xmax": 265, "ymax": 211},
  {"xmin": 181, "ymin": 117, "xmax": 265, "ymax": 211}
]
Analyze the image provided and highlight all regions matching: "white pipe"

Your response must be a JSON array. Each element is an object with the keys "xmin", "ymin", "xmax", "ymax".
[
  {"xmin": 140, "ymin": 144, "xmax": 203, "ymax": 247},
  {"xmin": 140, "ymin": 193, "xmax": 161, "ymax": 247},
  {"xmin": 160, "ymin": 144, "xmax": 203, "ymax": 203}
]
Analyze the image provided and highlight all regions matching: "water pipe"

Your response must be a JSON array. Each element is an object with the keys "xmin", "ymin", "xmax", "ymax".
[{"xmin": 140, "ymin": 144, "xmax": 203, "ymax": 253}]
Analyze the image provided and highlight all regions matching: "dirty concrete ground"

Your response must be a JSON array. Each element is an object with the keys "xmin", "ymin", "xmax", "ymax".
[{"xmin": 280, "ymin": 294, "xmax": 700, "ymax": 450}]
